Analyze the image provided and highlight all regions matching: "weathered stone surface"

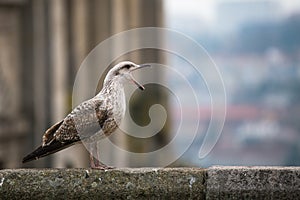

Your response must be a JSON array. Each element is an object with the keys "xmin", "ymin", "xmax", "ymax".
[
  {"xmin": 1, "ymin": 166, "xmax": 299, "ymax": 199},
  {"xmin": 0, "ymin": 168, "xmax": 205, "ymax": 200},
  {"xmin": 206, "ymin": 166, "xmax": 300, "ymax": 200}
]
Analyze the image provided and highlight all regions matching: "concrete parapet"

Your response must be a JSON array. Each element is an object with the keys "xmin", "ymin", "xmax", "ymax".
[
  {"xmin": 0, "ymin": 166, "xmax": 299, "ymax": 199},
  {"xmin": 206, "ymin": 166, "xmax": 300, "ymax": 199},
  {"xmin": 0, "ymin": 168, "xmax": 205, "ymax": 200}
]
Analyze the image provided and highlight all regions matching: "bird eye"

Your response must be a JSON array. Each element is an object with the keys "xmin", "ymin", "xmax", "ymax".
[
  {"xmin": 120, "ymin": 64, "xmax": 132, "ymax": 70},
  {"xmin": 123, "ymin": 64, "xmax": 131, "ymax": 69}
]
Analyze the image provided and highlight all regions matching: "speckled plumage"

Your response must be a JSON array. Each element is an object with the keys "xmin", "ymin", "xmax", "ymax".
[
  {"xmin": 22, "ymin": 61, "xmax": 150, "ymax": 168},
  {"xmin": 43, "ymin": 79, "xmax": 125, "ymax": 145}
]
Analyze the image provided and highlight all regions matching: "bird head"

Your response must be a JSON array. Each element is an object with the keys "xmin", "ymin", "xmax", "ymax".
[{"xmin": 104, "ymin": 61, "xmax": 150, "ymax": 90}]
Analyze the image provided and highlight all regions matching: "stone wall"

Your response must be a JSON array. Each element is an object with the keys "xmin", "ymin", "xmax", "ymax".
[{"xmin": 0, "ymin": 166, "xmax": 299, "ymax": 199}]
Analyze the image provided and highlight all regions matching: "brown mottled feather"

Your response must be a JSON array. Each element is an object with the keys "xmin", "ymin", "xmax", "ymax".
[
  {"xmin": 23, "ymin": 98, "xmax": 118, "ymax": 163},
  {"xmin": 42, "ymin": 120, "xmax": 64, "ymax": 146}
]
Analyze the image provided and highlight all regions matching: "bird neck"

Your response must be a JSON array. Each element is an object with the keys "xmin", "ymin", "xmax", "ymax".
[
  {"xmin": 98, "ymin": 79, "xmax": 126, "ymax": 120},
  {"xmin": 98, "ymin": 79, "xmax": 125, "ymax": 97}
]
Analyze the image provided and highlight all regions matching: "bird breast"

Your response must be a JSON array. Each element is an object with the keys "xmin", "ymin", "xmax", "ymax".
[{"xmin": 109, "ymin": 87, "xmax": 126, "ymax": 125}]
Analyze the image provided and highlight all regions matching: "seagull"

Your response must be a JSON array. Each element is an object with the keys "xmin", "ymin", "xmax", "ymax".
[{"xmin": 22, "ymin": 61, "xmax": 150, "ymax": 169}]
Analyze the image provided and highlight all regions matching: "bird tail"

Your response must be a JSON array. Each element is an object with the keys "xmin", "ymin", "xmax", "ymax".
[{"xmin": 22, "ymin": 140, "xmax": 75, "ymax": 163}]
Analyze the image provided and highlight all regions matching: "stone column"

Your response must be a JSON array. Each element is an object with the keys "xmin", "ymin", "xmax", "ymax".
[
  {"xmin": 48, "ymin": 0, "xmax": 69, "ymax": 168},
  {"xmin": 32, "ymin": 0, "xmax": 49, "ymax": 167},
  {"xmin": 0, "ymin": 0, "xmax": 28, "ymax": 168}
]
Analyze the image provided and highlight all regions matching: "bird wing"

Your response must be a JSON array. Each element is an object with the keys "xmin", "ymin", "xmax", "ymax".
[
  {"xmin": 42, "ymin": 120, "xmax": 64, "ymax": 146},
  {"xmin": 53, "ymin": 98, "xmax": 110, "ymax": 143},
  {"xmin": 23, "ymin": 98, "xmax": 112, "ymax": 163}
]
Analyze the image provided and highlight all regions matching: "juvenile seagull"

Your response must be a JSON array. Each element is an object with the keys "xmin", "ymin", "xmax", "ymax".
[{"xmin": 22, "ymin": 61, "xmax": 150, "ymax": 169}]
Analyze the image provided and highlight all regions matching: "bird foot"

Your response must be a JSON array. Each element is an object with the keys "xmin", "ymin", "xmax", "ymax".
[
  {"xmin": 91, "ymin": 165, "xmax": 115, "ymax": 170},
  {"xmin": 90, "ymin": 158, "xmax": 115, "ymax": 170},
  {"xmin": 89, "ymin": 148, "xmax": 114, "ymax": 170}
]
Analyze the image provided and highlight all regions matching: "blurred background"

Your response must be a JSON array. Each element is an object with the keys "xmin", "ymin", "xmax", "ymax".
[
  {"xmin": 0, "ymin": 0, "xmax": 299, "ymax": 168},
  {"xmin": 167, "ymin": 0, "xmax": 300, "ymax": 167}
]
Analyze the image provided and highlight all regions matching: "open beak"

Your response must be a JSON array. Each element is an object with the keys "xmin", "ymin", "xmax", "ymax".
[{"xmin": 130, "ymin": 63, "xmax": 151, "ymax": 90}]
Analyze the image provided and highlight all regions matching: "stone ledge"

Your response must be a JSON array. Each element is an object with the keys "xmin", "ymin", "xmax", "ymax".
[
  {"xmin": 0, "ymin": 166, "xmax": 299, "ymax": 199},
  {"xmin": 0, "ymin": 168, "xmax": 205, "ymax": 200},
  {"xmin": 206, "ymin": 166, "xmax": 300, "ymax": 200}
]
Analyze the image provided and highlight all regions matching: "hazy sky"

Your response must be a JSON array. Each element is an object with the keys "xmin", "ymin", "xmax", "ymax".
[{"xmin": 165, "ymin": 0, "xmax": 300, "ymax": 22}]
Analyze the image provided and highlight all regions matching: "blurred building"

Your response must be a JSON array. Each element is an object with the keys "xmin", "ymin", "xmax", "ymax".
[
  {"xmin": 0, "ymin": 0, "xmax": 166, "ymax": 168},
  {"xmin": 167, "ymin": 0, "xmax": 300, "ymax": 167},
  {"xmin": 0, "ymin": 1, "xmax": 28, "ymax": 168},
  {"xmin": 217, "ymin": 0, "xmax": 282, "ymax": 33}
]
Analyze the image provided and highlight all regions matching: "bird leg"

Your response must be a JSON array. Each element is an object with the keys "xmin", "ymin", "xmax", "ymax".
[{"xmin": 88, "ymin": 142, "xmax": 114, "ymax": 170}]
